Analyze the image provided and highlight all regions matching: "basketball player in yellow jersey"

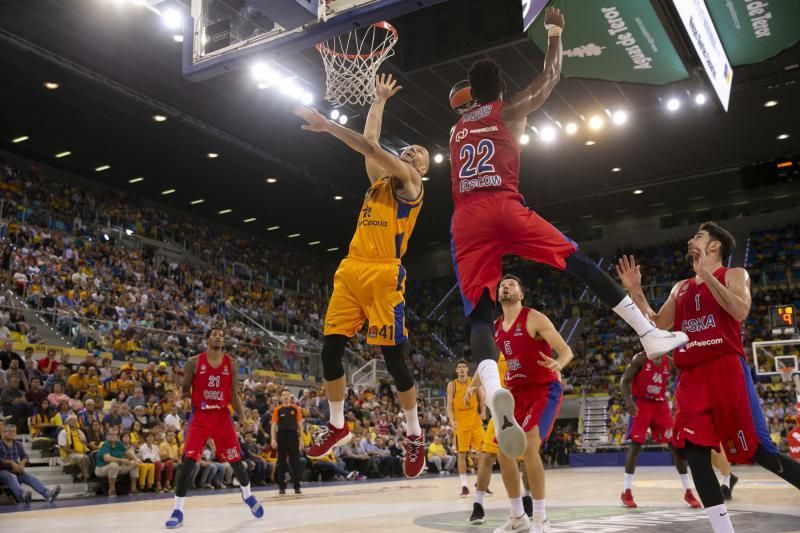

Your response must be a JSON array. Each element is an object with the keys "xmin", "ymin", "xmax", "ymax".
[
  {"xmin": 294, "ymin": 74, "xmax": 430, "ymax": 478},
  {"xmin": 447, "ymin": 360, "xmax": 485, "ymax": 497}
]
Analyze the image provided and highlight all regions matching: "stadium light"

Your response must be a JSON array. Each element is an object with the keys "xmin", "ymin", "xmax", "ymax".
[
  {"xmin": 611, "ymin": 167, "xmax": 622, "ymax": 172},
  {"xmin": 338, "ymin": 114, "xmax": 348, "ymax": 125},
  {"xmin": 218, "ymin": 209, "xmax": 232, "ymax": 214},
  {"xmin": 633, "ymin": 189, "xmax": 644, "ymax": 195},
  {"xmin": 266, "ymin": 177, "xmax": 277, "ymax": 183},
  {"xmin": 161, "ymin": 7, "xmax": 183, "ymax": 30},
  {"xmin": 267, "ymin": 226, "xmax": 280, "ymax": 231},
  {"xmin": 12, "ymin": 135, "xmax": 28, "ymax": 143},
  {"xmin": 190, "ymin": 199, "xmax": 204, "ymax": 205},
  {"xmin": 519, "ymin": 134, "xmax": 530, "ymax": 145},
  {"xmin": 611, "ymin": 110, "xmax": 628, "ymax": 125},
  {"xmin": 433, "ymin": 153, "xmax": 444, "ymax": 163},
  {"xmin": 539, "ymin": 126, "xmax": 556, "ymax": 143},
  {"xmin": 777, "ymin": 133, "xmax": 790, "ymax": 140},
  {"xmin": 153, "ymin": 115, "xmax": 167, "ymax": 122},
  {"xmin": 588, "ymin": 115, "xmax": 604, "ymax": 130},
  {"xmin": 666, "ymin": 98, "xmax": 681, "ymax": 111},
  {"xmin": 207, "ymin": 152, "xmax": 219, "ymax": 159},
  {"xmin": 330, "ymin": 109, "xmax": 340, "ymax": 120},
  {"xmin": 301, "ymin": 92, "xmax": 314, "ymax": 105},
  {"xmin": 128, "ymin": 177, "xmax": 144, "ymax": 183},
  {"xmin": 585, "ymin": 140, "xmax": 596, "ymax": 146},
  {"xmin": 173, "ymin": 35, "xmax": 183, "ymax": 43},
  {"xmin": 161, "ymin": 189, "xmax": 176, "ymax": 195},
  {"xmin": 251, "ymin": 63, "xmax": 281, "ymax": 87},
  {"xmin": 694, "ymin": 93, "xmax": 707, "ymax": 105},
  {"xmin": 288, "ymin": 233, "xmax": 301, "ymax": 238},
  {"xmin": 55, "ymin": 151, "xmax": 72, "ymax": 159},
  {"xmin": 333, "ymin": 195, "xmax": 343, "ymax": 200},
  {"xmin": 763, "ymin": 100, "xmax": 778, "ymax": 108},
  {"xmin": 43, "ymin": 82, "xmax": 59, "ymax": 90},
  {"xmin": 243, "ymin": 218, "xmax": 256, "ymax": 223},
  {"xmin": 95, "ymin": 165, "xmax": 110, "ymax": 172},
  {"xmin": 565, "ymin": 122, "xmax": 578, "ymax": 135}
]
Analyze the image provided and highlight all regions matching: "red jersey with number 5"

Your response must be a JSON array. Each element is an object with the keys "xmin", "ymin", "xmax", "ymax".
[
  {"xmin": 673, "ymin": 267, "xmax": 745, "ymax": 369},
  {"xmin": 494, "ymin": 307, "xmax": 557, "ymax": 390},
  {"xmin": 450, "ymin": 100, "xmax": 521, "ymax": 207},
  {"xmin": 191, "ymin": 352, "xmax": 234, "ymax": 411},
  {"xmin": 632, "ymin": 356, "xmax": 671, "ymax": 401}
]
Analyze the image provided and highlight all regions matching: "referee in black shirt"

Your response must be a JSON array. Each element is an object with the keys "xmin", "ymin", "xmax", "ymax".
[{"xmin": 271, "ymin": 389, "xmax": 304, "ymax": 494}]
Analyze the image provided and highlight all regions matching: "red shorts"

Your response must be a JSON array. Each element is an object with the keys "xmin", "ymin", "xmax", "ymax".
[
  {"xmin": 511, "ymin": 380, "xmax": 563, "ymax": 439},
  {"xmin": 450, "ymin": 193, "xmax": 577, "ymax": 315},
  {"xmin": 183, "ymin": 408, "xmax": 241, "ymax": 462},
  {"xmin": 626, "ymin": 399, "xmax": 673, "ymax": 444},
  {"xmin": 672, "ymin": 354, "xmax": 777, "ymax": 464}
]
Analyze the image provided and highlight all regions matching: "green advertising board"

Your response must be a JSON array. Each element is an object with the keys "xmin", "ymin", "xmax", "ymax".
[
  {"xmin": 706, "ymin": 0, "xmax": 800, "ymax": 66},
  {"xmin": 529, "ymin": 0, "xmax": 689, "ymax": 85}
]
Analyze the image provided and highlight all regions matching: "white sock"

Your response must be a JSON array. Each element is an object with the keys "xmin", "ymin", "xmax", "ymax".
[
  {"xmin": 623, "ymin": 473, "xmax": 634, "ymax": 490},
  {"xmin": 721, "ymin": 475, "xmax": 731, "ymax": 488},
  {"xmin": 533, "ymin": 499, "xmax": 546, "ymax": 521},
  {"xmin": 174, "ymin": 496, "xmax": 185, "ymax": 511},
  {"xmin": 459, "ymin": 473, "xmax": 468, "ymax": 487},
  {"xmin": 477, "ymin": 360, "xmax": 501, "ymax": 400},
  {"xmin": 509, "ymin": 496, "xmax": 524, "ymax": 518},
  {"xmin": 613, "ymin": 296, "xmax": 656, "ymax": 337},
  {"xmin": 404, "ymin": 405, "xmax": 421, "ymax": 436},
  {"xmin": 705, "ymin": 504, "xmax": 735, "ymax": 533},
  {"xmin": 329, "ymin": 400, "xmax": 345, "ymax": 429},
  {"xmin": 523, "ymin": 489, "xmax": 532, "ymax": 497},
  {"xmin": 240, "ymin": 483, "xmax": 252, "ymax": 499},
  {"xmin": 475, "ymin": 490, "xmax": 486, "ymax": 506},
  {"xmin": 680, "ymin": 473, "xmax": 691, "ymax": 490}
]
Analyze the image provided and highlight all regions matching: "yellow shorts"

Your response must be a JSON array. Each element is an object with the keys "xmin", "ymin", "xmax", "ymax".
[
  {"xmin": 482, "ymin": 418, "xmax": 499, "ymax": 455},
  {"xmin": 455, "ymin": 421, "xmax": 485, "ymax": 453},
  {"xmin": 323, "ymin": 257, "xmax": 408, "ymax": 346}
]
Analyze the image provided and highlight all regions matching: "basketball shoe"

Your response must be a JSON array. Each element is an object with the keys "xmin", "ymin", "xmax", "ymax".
[
  {"xmin": 684, "ymin": 489, "xmax": 701, "ymax": 508},
  {"xmin": 531, "ymin": 518, "xmax": 551, "ymax": 533},
  {"xmin": 307, "ymin": 423, "xmax": 351, "ymax": 459},
  {"xmin": 469, "ymin": 502, "xmax": 486, "ymax": 524},
  {"xmin": 620, "ymin": 489, "xmax": 637, "ymax": 508},
  {"xmin": 640, "ymin": 329, "xmax": 689, "ymax": 360},
  {"xmin": 489, "ymin": 388, "xmax": 527, "ymax": 458},
  {"xmin": 721, "ymin": 474, "xmax": 738, "ymax": 501},
  {"xmin": 493, "ymin": 513, "xmax": 531, "ymax": 533},
  {"xmin": 404, "ymin": 434, "xmax": 426, "ymax": 478}
]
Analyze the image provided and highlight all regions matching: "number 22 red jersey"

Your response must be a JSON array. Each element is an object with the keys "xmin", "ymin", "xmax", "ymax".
[
  {"xmin": 673, "ymin": 267, "xmax": 745, "ymax": 369},
  {"xmin": 449, "ymin": 100, "xmax": 521, "ymax": 207},
  {"xmin": 191, "ymin": 352, "xmax": 234, "ymax": 411},
  {"xmin": 494, "ymin": 307, "xmax": 558, "ymax": 391},
  {"xmin": 632, "ymin": 356, "xmax": 671, "ymax": 401}
]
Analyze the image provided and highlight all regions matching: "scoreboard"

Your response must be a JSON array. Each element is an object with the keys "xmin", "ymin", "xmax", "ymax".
[{"xmin": 771, "ymin": 305, "xmax": 797, "ymax": 335}]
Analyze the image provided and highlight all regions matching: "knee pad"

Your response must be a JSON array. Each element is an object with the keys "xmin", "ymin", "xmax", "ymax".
[
  {"xmin": 381, "ymin": 344, "xmax": 415, "ymax": 392},
  {"xmin": 321, "ymin": 334, "xmax": 348, "ymax": 381}
]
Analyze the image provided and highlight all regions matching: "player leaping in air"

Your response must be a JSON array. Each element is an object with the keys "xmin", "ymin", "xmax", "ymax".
[
  {"xmin": 447, "ymin": 6, "xmax": 688, "ymax": 459},
  {"xmin": 617, "ymin": 222, "xmax": 800, "ymax": 533},
  {"xmin": 294, "ymin": 74, "xmax": 429, "ymax": 478}
]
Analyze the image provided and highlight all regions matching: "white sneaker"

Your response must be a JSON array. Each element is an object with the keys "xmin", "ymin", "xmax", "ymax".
[
  {"xmin": 530, "ymin": 518, "xmax": 550, "ymax": 533},
  {"xmin": 639, "ymin": 328, "xmax": 689, "ymax": 360},
  {"xmin": 494, "ymin": 513, "xmax": 531, "ymax": 533},
  {"xmin": 490, "ymin": 389, "xmax": 527, "ymax": 458}
]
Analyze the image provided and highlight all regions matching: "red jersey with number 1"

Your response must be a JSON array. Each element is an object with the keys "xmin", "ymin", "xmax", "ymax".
[
  {"xmin": 450, "ymin": 100, "xmax": 521, "ymax": 207},
  {"xmin": 673, "ymin": 267, "xmax": 745, "ymax": 369},
  {"xmin": 494, "ymin": 307, "xmax": 558, "ymax": 390},
  {"xmin": 191, "ymin": 352, "xmax": 234, "ymax": 411},
  {"xmin": 632, "ymin": 356, "xmax": 671, "ymax": 401}
]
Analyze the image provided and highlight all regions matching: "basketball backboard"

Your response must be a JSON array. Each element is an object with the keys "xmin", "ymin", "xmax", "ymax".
[{"xmin": 183, "ymin": 0, "xmax": 446, "ymax": 81}]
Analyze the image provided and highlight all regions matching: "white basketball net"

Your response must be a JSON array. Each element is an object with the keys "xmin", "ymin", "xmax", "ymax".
[{"xmin": 316, "ymin": 22, "xmax": 398, "ymax": 107}]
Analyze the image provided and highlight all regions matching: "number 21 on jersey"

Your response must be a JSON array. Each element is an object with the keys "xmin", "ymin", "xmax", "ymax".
[{"xmin": 207, "ymin": 375, "xmax": 220, "ymax": 388}]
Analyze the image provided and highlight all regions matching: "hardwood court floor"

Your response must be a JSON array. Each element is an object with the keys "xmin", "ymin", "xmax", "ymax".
[{"xmin": 1, "ymin": 466, "xmax": 798, "ymax": 532}]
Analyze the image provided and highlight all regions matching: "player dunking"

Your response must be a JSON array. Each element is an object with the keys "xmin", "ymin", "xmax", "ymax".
[
  {"xmin": 472, "ymin": 275, "xmax": 573, "ymax": 533},
  {"xmin": 617, "ymin": 222, "xmax": 800, "ymax": 533},
  {"xmin": 447, "ymin": 7, "xmax": 687, "ymax": 459},
  {"xmin": 294, "ymin": 74, "xmax": 429, "ymax": 478},
  {"xmin": 619, "ymin": 351, "xmax": 701, "ymax": 509},
  {"xmin": 446, "ymin": 360, "xmax": 485, "ymax": 497},
  {"xmin": 165, "ymin": 326, "xmax": 263, "ymax": 529}
]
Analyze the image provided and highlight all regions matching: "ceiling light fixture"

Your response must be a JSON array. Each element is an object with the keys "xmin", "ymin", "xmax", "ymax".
[
  {"xmin": 55, "ymin": 151, "xmax": 72, "ymax": 159},
  {"xmin": 421, "ymin": 177, "xmax": 429, "ymax": 181},
  {"xmin": 267, "ymin": 226, "xmax": 280, "ymax": 231},
  {"xmin": 12, "ymin": 136, "xmax": 29, "ymax": 143},
  {"xmin": 694, "ymin": 93, "xmax": 707, "ymax": 105},
  {"xmin": 520, "ymin": 133, "xmax": 530, "ymax": 145},
  {"xmin": 633, "ymin": 189, "xmax": 644, "ymax": 195},
  {"xmin": 326, "ymin": 247, "xmax": 339, "ymax": 252},
  {"xmin": 308, "ymin": 241, "xmax": 321, "ymax": 246},
  {"xmin": 763, "ymin": 100, "xmax": 778, "ymax": 108},
  {"xmin": 44, "ymin": 82, "xmax": 59, "ymax": 90},
  {"xmin": 152, "ymin": 115, "xmax": 167, "ymax": 122},
  {"xmin": 433, "ymin": 153, "xmax": 444, "ymax": 163},
  {"xmin": 128, "ymin": 177, "xmax": 144, "ymax": 183},
  {"xmin": 161, "ymin": 189, "xmax": 176, "ymax": 195},
  {"xmin": 565, "ymin": 122, "xmax": 578, "ymax": 135},
  {"xmin": 330, "ymin": 109, "xmax": 340, "ymax": 120},
  {"xmin": 288, "ymin": 233, "xmax": 300, "ymax": 238},
  {"xmin": 161, "ymin": 7, "xmax": 183, "ymax": 29},
  {"xmin": 218, "ymin": 209, "xmax": 232, "ymax": 214},
  {"xmin": 95, "ymin": 165, "xmax": 110, "ymax": 172},
  {"xmin": 588, "ymin": 115, "xmax": 604, "ymax": 130},
  {"xmin": 338, "ymin": 114, "xmax": 348, "ymax": 125},
  {"xmin": 172, "ymin": 35, "xmax": 183, "ymax": 43},
  {"xmin": 666, "ymin": 98, "xmax": 681, "ymax": 111},
  {"xmin": 777, "ymin": 133, "xmax": 790, "ymax": 140},
  {"xmin": 611, "ymin": 110, "xmax": 628, "ymax": 125},
  {"xmin": 207, "ymin": 152, "xmax": 219, "ymax": 159},
  {"xmin": 585, "ymin": 140, "xmax": 596, "ymax": 146},
  {"xmin": 190, "ymin": 199, "xmax": 204, "ymax": 205},
  {"xmin": 611, "ymin": 167, "xmax": 622, "ymax": 172},
  {"xmin": 266, "ymin": 177, "xmax": 277, "ymax": 183},
  {"xmin": 243, "ymin": 218, "xmax": 256, "ymax": 223},
  {"xmin": 333, "ymin": 195, "xmax": 343, "ymax": 200},
  {"xmin": 539, "ymin": 126, "xmax": 556, "ymax": 143}
]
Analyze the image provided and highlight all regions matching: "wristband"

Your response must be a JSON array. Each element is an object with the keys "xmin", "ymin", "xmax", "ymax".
[{"xmin": 547, "ymin": 26, "xmax": 563, "ymax": 38}]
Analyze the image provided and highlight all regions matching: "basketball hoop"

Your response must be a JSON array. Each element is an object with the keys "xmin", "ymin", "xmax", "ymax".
[{"xmin": 316, "ymin": 21, "xmax": 399, "ymax": 106}]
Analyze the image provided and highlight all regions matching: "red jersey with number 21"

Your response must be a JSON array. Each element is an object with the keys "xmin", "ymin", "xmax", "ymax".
[
  {"xmin": 450, "ymin": 100, "xmax": 521, "ymax": 207},
  {"xmin": 494, "ymin": 307, "xmax": 558, "ymax": 390},
  {"xmin": 191, "ymin": 352, "xmax": 233, "ymax": 411},
  {"xmin": 673, "ymin": 267, "xmax": 744, "ymax": 369}
]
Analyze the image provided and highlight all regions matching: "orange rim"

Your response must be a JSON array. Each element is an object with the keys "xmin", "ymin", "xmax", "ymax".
[{"xmin": 316, "ymin": 21, "xmax": 398, "ymax": 61}]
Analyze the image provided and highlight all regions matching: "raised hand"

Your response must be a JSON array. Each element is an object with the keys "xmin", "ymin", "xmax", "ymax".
[
  {"xmin": 544, "ymin": 6, "xmax": 564, "ymax": 30},
  {"xmin": 689, "ymin": 243, "xmax": 713, "ymax": 279},
  {"xmin": 294, "ymin": 106, "xmax": 330, "ymax": 133},
  {"xmin": 375, "ymin": 73, "xmax": 403, "ymax": 101},
  {"xmin": 616, "ymin": 255, "xmax": 642, "ymax": 290}
]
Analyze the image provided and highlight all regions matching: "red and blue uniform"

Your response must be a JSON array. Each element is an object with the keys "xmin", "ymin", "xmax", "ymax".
[
  {"xmin": 494, "ymin": 307, "xmax": 562, "ymax": 438},
  {"xmin": 671, "ymin": 267, "xmax": 777, "ymax": 463},
  {"xmin": 183, "ymin": 352, "xmax": 242, "ymax": 462},
  {"xmin": 627, "ymin": 356, "xmax": 674, "ymax": 444},
  {"xmin": 449, "ymin": 101, "xmax": 577, "ymax": 315}
]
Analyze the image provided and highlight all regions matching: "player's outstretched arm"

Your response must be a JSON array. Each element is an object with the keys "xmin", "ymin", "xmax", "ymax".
[
  {"xmin": 180, "ymin": 357, "xmax": 196, "ymax": 402},
  {"xmin": 620, "ymin": 353, "xmax": 646, "ymax": 416},
  {"xmin": 364, "ymin": 73, "xmax": 403, "ymax": 184},
  {"xmin": 616, "ymin": 255, "xmax": 679, "ymax": 330},
  {"xmin": 528, "ymin": 309, "xmax": 574, "ymax": 372},
  {"xmin": 500, "ymin": 6, "xmax": 564, "ymax": 140},
  {"xmin": 294, "ymin": 106, "xmax": 421, "ymax": 187}
]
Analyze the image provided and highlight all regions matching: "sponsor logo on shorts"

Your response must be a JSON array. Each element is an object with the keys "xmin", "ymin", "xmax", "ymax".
[
  {"xmin": 368, "ymin": 325, "xmax": 379, "ymax": 338},
  {"xmin": 727, "ymin": 439, "xmax": 738, "ymax": 455}
]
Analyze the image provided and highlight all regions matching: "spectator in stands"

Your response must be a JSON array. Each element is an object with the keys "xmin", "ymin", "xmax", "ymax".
[
  {"xmin": 53, "ymin": 400, "xmax": 73, "ymax": 427},
  {"xmin": 57, "ymin": 415, "xmax": 91, "ymax": 481},
  {"xmin": 66, "ymin": 366, "xmax": 88, "ymax": 396},
  {"xmin": 149, "ymin": 404, "xmax": 165, "ymax": 428},
  {"xmin": 0, "ymin": 341, "xmax": 22, "ymax": 371},
  {"xmin": 95, "ymin": 427, "xmax": 139, "ymax": 496},
  {"xmin": 158, "ymin": 429, "xmax": 180, "ymax": 491},
  {"xmin": 29, "ymin": 398, "xmax": 59, "ymax": 440},
  {"xmin": 195, "ymin": 439, "xmax": 226, "ymax": 489},
  {"xmin": 46, "ymin": 381, "xmax": 69, "ymax": 408},
  {"xmin": 102, "ymin": 401, "xmax": 122, "ymax": 431},
  {"xmin": 311, "ymin": 449, "xmax": 355, "ymax": 481},
  {"xmin": 37, "ymin": 349, "xmax": 58, "ymax": 375},
  {"xmin": 359, "ymin": 431, "xmax": 393, "ymax": 477},
  {"xmin": 0, "ymin": 424, "xmax": 60, "ymax": 503},
  {"xmin": 126, "ymin": 387, "xmax": 146, "ymax": 410},
  {"xmin": 85, "ymin": 420, "xmax": 105, "ymax": 452},
  {"xmin": 427, "ymin": 435, "xmax": 455, "ymax": 474},
  {"xmin": 242, "ymin": 432, "xmax": 269, "ymax": 487},
  {"xmin": 1, "ymin": 375, "xmax": 29, "ymax": 432},
  {"xmin": 163, "ymin": 402, "xmax": 183, "ymax": 431},
  {"xmin": 119, "ymin": 403, "xmax": 134, "ymax": 432},
  {"xmin": 82, "ymin": 382, "xmax": 104, "ymax": 407},
  {"xmin": 138, "ymin": 431, "xmax": 160, "ymax": 491},
  {"xmin": 78, "ymin": 399, "xmax": 102, "ymax": 432},
  {"xmin": 5, "ymin": 359, "xmax": 28, "ymax": 392},
  {"xmin": 339, "ymin": 438, "xmax": 374, "ymax": 478}
]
